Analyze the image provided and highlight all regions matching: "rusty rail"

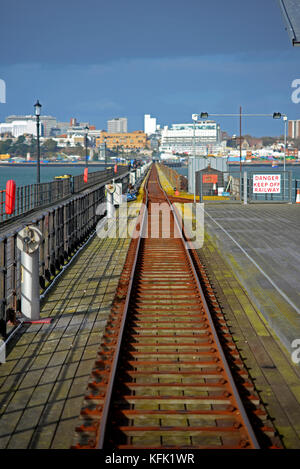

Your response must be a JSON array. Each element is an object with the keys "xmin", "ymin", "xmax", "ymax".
[{"xmin": 73, "ymin": 164, "xmax": 281, "ymax": 450}]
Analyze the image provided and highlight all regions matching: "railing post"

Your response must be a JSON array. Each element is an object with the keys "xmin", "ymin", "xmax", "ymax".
[
  {"xmin": 17, "ymin": 225, "xmax": 51, "ymax": 324},
  {"xmin": 243, "ymin": 171, "xmax": 248, "ymax": 205},
  {"xmin": 288, "ymin": 170, "xmax": 292, "ymax": 204},
  {"xmin": 0, "ymin": 238, "xmax": 7, "ymax": 339}
]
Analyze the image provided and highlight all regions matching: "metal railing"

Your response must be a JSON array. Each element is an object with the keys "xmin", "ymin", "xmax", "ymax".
[
  {"xmin": 0, "ymin": 166, "xmax": 130, "ymax": 338},
  {"xmin": 0, "ymin": 166, "xmax": 129, "ymax": 224},
  {"xmin": 158, "ymin": 163, "xmax": 188, "ymax": 191}
]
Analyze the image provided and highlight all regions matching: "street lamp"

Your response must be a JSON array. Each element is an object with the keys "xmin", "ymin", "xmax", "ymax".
[
  {"xmin": 104, "ymin": 137, "xmax": 107, "ymax": 165},
  {"xmin": 34, "ymin": 100, "xmax": 42, "ymax": 184},
  {"xmin": 191, "ymin": 114, "xmax": 198, "ymax": 203},
  {"xmin": 84, "ymin": 126, "xmax": 89, "ymax": 167},
  {"xmin": 272, "ymin": 112, "xmax": 288, "ymax": 197},
  {"xmin": 272, "ymin": 113, "xmax": 288, "ymax": 172}
]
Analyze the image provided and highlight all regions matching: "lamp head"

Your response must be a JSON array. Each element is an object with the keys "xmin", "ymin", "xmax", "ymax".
[{"xmin": 34, "ymin": 100, "xmax": 42, "ymax": 116}]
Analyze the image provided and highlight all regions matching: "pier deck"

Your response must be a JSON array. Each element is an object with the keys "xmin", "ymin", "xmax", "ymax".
[
  {"xmin": 1, "ymin": 165, "xmax": 300, "ymax": 448},
  {"xmin": 0, "ymin": 196, "xmax": 142, "ymax": 448},
  {"xmin": 204, "ymin": 204, "xmax": 300, "ymax": 354}
]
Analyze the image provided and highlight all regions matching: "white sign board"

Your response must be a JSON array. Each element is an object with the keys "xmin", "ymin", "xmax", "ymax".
[{"xmin": 253, "ymin": 174, "xmax": 281, "ymax": 194}]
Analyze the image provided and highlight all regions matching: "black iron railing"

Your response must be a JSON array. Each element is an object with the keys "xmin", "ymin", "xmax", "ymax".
[
  {"xmin": 0, "ymin": 166, "xmax": 129, "ymax": 224},
  {"xmin": 0, "ymin": 166, "xmax": 130, "ymax": 338}
]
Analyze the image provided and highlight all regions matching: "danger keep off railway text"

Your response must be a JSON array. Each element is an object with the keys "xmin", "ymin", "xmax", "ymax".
[{"xmin": 253, "ymin": 174, "xmax": 281, "ymax": 194}]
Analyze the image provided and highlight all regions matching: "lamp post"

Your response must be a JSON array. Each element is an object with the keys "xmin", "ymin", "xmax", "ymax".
[
  {"xmin": 84, "ymin": 126, "xmax": 89, "ymax": 167},
  {"xmin": 34, "ymin": 100, "xmax": 42, "ymax": 184},
  {"xmin": 200, "ymin": 111, "xmax": 283, "ymax": 200},
  {"xmin": 283, "ymin": 115, "xmax": 288, "ymax": 175},
  {"xmin": 104, "ymin": 137, "xmax": 107, "ymax": 165},
  {"xmin": 272, "ymin": 112, "xmax": 288, "ymax": 197},
  {"xmin": 191, "ymin": 114, "xmax": 198, "ymax": 203}
]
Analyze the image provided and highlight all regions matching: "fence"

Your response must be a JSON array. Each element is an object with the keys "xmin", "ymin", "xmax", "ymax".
[
  {"xmin": 192, "ymin": 169, "xmax": 300, "ymax": 204},
  {"xmin": 195, "ymin": 171, "xmax": 240, "ymax": 202},
  {"xmin": 0, "ymin": 166, "xmax": 131, "ymax": 339},
  {"xmin": 241, "ymin": 170, "xmax": 293, "ymax": 203},
  {"xmin": 0, "ymin": 166, "xmax": 129, "ymax": 224},
  {"xmin": 157, "ymin": 163, "xmax": 188, "ymax": 191}
]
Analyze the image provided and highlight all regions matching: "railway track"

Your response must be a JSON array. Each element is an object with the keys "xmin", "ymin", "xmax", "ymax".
[{"xmin": 73, "ymin": 164, "xmax": 281, "ymax": 450}]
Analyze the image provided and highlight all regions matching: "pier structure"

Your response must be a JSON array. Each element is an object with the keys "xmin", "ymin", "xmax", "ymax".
[{"xmin": 0, "ymin": 162, "xmax": 300, "ymax": 448}]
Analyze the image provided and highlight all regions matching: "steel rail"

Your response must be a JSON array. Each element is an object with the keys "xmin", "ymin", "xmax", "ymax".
[
  {"xmin": 156, "ymin": 172, "xmax": 260, "ymax": 449},
  {"xmin": 95, "ymin": 170, "xmax": 150, "ymax": 449}
]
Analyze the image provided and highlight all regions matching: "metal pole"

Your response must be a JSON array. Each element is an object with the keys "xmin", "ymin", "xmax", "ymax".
[
  {"xmin": 239, "ymin": 106, "xmax": 242, "ymax": 201},
  {"xmin": 243, "ymin": 171, "xmax": 248, "ymax": 205},
  {"xmin": 85, "ymin": 133, "xmax": 88, "ymax": 168},
  {"xmin": 284, "ymin": 118, "xmax": 287, "ymax": 173},
  {"xmin": 36, "ymin": 115, "xmax": 40, "ymax": 184},
  {"xmin": 193, "ymin": 120, "xmax": 196, "ymax": 204},
  {"xmin": 284, "ymin": 117, "xmax": 287, "ymax": 200}
]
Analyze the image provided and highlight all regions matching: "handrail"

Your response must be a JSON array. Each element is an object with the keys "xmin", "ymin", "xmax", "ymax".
[{"xmin": 0, "ymin": 166, "xmax": 129, "ymax": 224}]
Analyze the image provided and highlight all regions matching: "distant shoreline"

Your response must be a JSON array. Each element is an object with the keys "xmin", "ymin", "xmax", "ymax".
[
  {"xmin": 228, "ymin": 161, "xmax": 300, "ymax": 165},
  {"xmin": 0, "ymin": 162, "xmax": 112, "ymax": 167}
]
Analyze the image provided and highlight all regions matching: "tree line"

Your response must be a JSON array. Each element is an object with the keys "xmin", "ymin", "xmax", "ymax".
[{"xmin": 0, "ymin": 136, "xmax": 87, "ymax": 159}]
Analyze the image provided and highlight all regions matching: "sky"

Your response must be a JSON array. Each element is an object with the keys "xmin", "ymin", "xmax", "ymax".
[{"xmin": 0, "ymin": 0, "xmax": 300, "ymax": 136}]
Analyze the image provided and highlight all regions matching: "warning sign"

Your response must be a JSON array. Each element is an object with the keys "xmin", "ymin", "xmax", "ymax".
[
  {"xmin": 253, "ymin": 174, "xmax": 281, "ymax": 193},
  {"xmin": 203, "ymin": 174, "xmax": 218, "ymax": 184}
]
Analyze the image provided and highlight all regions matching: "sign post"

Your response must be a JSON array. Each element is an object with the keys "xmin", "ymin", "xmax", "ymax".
[{"xmin": 244, "ymin": 171, "xmax": 248, "ymax": 205}]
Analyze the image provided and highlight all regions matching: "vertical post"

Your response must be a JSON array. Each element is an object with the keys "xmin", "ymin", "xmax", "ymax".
[
  {"xmin": 284, "ymin": 116, "xmax": 287, "ymax": 200},
  {"xmin": 107, "ymin": 190, "xmax": 114, "ymax": 218},
  {"xmin": 239, "ymin": 106, "xmax": 242, "ymax": 201},
  {"xmin": 243, "ymin": 171, "xmax": 247, "ymax": 205},
  {"xmin": 85, "ymin": 133, "xmax": 88, "ymax": 167},
  {"xmin": 288, "ymin": 170, "xmax": 292, "ymax": 204},
  {"xmin": 36, "ymin": 114, "xmax": 40, "ymax": 184},
  {"xmin": 0, "ymin": 238, "xmax": 7, "ymax": 339},
  {"xmin": 199, "ymin": 172, "xmax": 203, "ymax": 203},
  {"xmin": 193, "ymin": 120, "xmax": 196, "ymax": 204},
  {"xmin": 21, "ymin": 249, "xmax": 40, "ymax": 320},
  {"xmin": 34, "ymin": 100, "xmax": 42, "ymax": 185},
  {"xmin": 17, "ymin": 226, "xmax": 46, "ymax": 321}
]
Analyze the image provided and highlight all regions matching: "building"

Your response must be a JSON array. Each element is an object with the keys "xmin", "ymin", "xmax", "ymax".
[
  {"xmin": 144, "ymin": 114, "xmax": 157, "ymax": 136},
  {"xmin": 96, "ymin": 130, "xmax": 148, "ymax": 151},
  {"xmin": 0, "ymin": 120, "xmax": 38, "ymax": 138},
  {"xmin": 159, "ymin": 121, "xmax": 221, "ymax": 156},
  {"xmin": 188, "ymin": 156, "xmax": 228, "ymax": 194},
  {"xmin": 107, "ymin": 117, "xmax": 127, "ymax": 133},
  {"xmin": 5, "ymin": 115, "xmax": 57, "ymax": 137},
  {"xmin": 288, "ymin": 120, "xmax": 300, "ymax": 139}
]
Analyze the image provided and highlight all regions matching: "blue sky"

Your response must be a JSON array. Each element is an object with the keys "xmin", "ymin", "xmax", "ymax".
[{"xmin": 0, "ymin": 0, "xmax": 299, "ymax": 136}]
